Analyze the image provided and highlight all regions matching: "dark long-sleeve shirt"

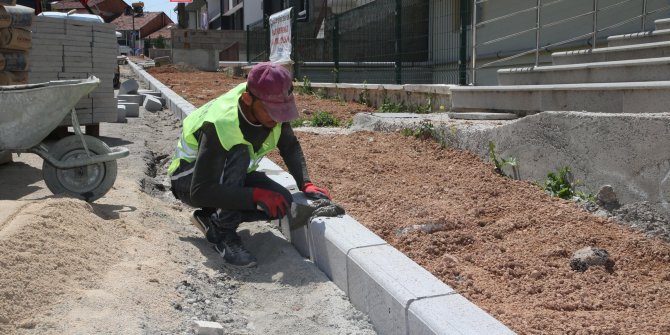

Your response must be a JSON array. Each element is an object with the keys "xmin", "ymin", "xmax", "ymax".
[{"xmin": 188, "ymin": 113, "xmax": 310, "ymax": 210}]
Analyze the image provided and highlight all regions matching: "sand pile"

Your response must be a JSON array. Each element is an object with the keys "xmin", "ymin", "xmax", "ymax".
[{"xmin": 0, "ymin": 197, "xmax": 128, "ymax": 331}]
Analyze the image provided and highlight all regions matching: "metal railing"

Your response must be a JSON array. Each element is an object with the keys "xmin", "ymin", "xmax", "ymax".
[{"xmin": 470, "ymin": 0, "xmax": 670, "ymax": 84}]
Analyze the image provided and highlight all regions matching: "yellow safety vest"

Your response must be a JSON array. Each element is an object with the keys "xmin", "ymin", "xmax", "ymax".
[{"xmin": 167, "ymin": 83, "xmax": 282, "ymax": 176}]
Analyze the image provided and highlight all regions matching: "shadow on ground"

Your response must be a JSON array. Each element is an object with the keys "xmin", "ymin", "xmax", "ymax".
[{"xmin": 179, "ymin": 222, "xmax": 329, "ymax": 287}]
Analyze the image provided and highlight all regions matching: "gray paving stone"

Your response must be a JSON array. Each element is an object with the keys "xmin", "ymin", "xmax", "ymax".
[
  {"xmin": 116, "ymin": 105, "xmax": 126, "ymax": 123},
  {"xmin": 348, "ymin": 244, "xmax": 455, "ymax": 335},
  {"xmin": 309, "ymin": 215, "xmax": 387, "ymax": 292},
  {"xmin": 407, "ymin": 294, "xmax": 515, "ymax": 335},
  {"xmin": 117, "ymin": 94, "xmax": 143, "ymax": 105},
  {"xmin": 144, "ymin": 95, "xmax": 163, "ymax": 112},
  {"xmin": 118, "ymin": 102, "xmax": 139, "ymax": 117}
]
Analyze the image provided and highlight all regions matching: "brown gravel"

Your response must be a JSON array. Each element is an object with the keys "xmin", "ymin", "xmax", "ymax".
[{"xmin": 149, "ymin": 68, "xmax": 670, "ymax": 334}]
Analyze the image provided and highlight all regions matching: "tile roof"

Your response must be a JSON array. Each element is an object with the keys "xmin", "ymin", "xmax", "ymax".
[
  {"xmin": 112, "ymin": 11, "xmax": 166, "ymax": 30},
  {"xmin": 51, "ymin": 0, "xmax": 111, "ymax": 10},
  {"xmin": 146, "ymin": 24, "xmax": 175, "ymax": 39}
]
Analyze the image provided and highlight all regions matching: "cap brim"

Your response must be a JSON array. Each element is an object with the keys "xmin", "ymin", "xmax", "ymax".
[{"xmin": 263, "ymin": 95, "xmax": 299, "ymax": 122}]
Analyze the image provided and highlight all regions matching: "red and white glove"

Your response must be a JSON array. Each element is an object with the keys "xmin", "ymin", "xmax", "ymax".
[
  {"xmin": 301, "ymin": 182, "xmax": 331, "ymax": 200},
  {"xmin": 252, "ymin": 188, "xmax": 288, "ymax": 218}
]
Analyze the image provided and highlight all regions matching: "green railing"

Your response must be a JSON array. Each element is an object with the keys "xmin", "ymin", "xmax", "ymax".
[{"xmin": 246, "ymin": 0, "xmax": 464, "ymax": 85}]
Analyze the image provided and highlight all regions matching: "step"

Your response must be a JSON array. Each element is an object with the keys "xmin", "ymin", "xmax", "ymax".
[
  {"xmin": 499, "ymin": 57, "xmax": 670, "ymax": 85},
  {"xmin": 607, "ymin": 28, "xmax": 670, "ymax": 47},
  {"xmin": 655, "ymin": 18, "xmax": 670, "ymax": 30},
  {"xmin": 450, "ymin": 81, "xmax": 670, "ymax": 114},
  {"xmin": 552, "ymin": 41, "xmax": 670, "ymax": 65}
]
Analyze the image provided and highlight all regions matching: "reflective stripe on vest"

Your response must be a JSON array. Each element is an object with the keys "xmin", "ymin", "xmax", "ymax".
[{"xmin": 167, "ymin": 83, "xmax": 282, "ymax": 175}]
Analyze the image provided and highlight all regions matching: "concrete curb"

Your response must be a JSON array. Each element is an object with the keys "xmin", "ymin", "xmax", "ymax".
[{"xmin": 127, "ymin": 61, "xmax": 515, "ymax": 335}]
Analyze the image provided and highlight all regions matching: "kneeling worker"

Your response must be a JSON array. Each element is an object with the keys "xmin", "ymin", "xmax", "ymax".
[{"xmin": 168, "ymin": 62, "xmax": 331, "ymax": 267}]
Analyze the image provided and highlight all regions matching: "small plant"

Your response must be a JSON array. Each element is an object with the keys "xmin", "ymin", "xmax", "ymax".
[
  {"xmin": 294, "ymin": 76, "xmax": 313, "ymax": 95},
  {"xmin": 314, "ymin": 88, "xmax": 328, "ymax": 99},
  {"xmin": 358, "ymin": 82, "xmax": 371, "ymax": 107},
  {"xmin": 488, "ymin": 142, "xmax": 519, "ymax": 180},
  {"xmin": 290, "ymin": 117, "xmax": 307, "ymax": 128},
  {"xmin": 378, "ymin": 98, "xmax": 407, "ymax": 113},
  {"xmin": 543, "ymin": 166, "xmax": 593, "ymax": 201},
  {"xmin": 401, "ymin": 120, "xmax": 435, "ymax": 140},
  {"xmin": 310, "ymin": 111, "xmax": 340, "ymax": 127},
  {"xmin": 415, "ymin": 97, "xmax": 432, "ymax": 114}
]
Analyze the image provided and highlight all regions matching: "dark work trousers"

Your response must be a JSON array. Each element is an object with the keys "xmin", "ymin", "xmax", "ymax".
[{"xmin": 171, "ymin": 146, "xmax": 293, "ymax": 231}]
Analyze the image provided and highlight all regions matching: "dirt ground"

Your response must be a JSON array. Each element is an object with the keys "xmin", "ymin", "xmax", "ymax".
[
  {"xmin": 148, "ymin": 66, "xmax": 670, "ymax": 334},
  {"xmin": 0, "ymin": 67, "xmax": 375, "ymax": 335}
]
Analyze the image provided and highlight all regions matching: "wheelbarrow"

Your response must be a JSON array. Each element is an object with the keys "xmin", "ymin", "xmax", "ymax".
[{"xmin": 0, "ymin": 76, "xmax": 130, "ymax": 202}]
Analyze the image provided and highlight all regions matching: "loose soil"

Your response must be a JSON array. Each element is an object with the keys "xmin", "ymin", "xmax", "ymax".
[
  {"xmin": 151, "ymin": 67, "xmax": 670, "ymax": 334},
  {"xmin": 0, "ymin": 66, "xmax": 374, "ymax": 335}
]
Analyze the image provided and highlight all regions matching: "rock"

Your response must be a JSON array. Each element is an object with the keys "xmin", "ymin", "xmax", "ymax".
[
  {"xmin": 119, "ymin": 79, "xmax": 139, "ymax": 95},
  {"xmin": 144, "ymin": 95, "xmax": 163, "ymax": 112},
  {"xmin": 596, "ymin": 185, "xmax": 620, "ymax": 210},
  {"xmin": 154, "ymin": 56, "xmax": 171, "ymax": 66},
  {"xmin": 570, "ymin": 246, "xmax": 614, "ymax": 272},
  {"xmin": 192, "ymin": 320, "xmax": 224, "ymax": 335},
  {"xmin": 0, "ymin": 315, "xmax": 9, "ymax": 324}
]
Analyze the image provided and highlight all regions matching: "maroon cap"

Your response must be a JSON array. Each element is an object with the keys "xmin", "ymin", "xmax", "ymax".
[{"xmin": 246, "ymin": 62, "xmax": 299, "ymax": 122}]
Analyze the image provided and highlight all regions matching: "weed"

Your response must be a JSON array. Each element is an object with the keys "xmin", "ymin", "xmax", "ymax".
[
  {"xmin": 290, "ymin": 118, "xmax": 308, "ymax": 128},
  {"xmin": 543, "ymin": 166, "xmax": 593, "ymax": 201},
  {"xmin": 415, "ymin": 97, "xmax": 432, "ymax": 114},
  {"xmin": 378, "ymin": 98, "xmax": 407, "ymax": 113},
  {"xmin": 314, "ymin": 88, "xmax": 328, "ymax": 99},
  {"xmin": 488, "ymin": 142, "xmax": 519, "ymax": 180},
  {"xmin": 310, "ymin": 111, "xmax": 340, "ymax": 127},
  {"xmin": 358, "ymin": 81, "xmax": 371, "ymax": 106},
  {"xmin": 294, "ymin": 76, "xmax": 313, "ymax": 95},
  {"xmin": 401, "ymin": 120, "xmax": 435, "ymax": 140}
]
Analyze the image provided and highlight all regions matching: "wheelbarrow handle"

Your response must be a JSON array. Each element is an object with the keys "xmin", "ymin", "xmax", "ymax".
[{"xmin": 31, "ymin": 146, "xmax": 130, "ymax": 169}]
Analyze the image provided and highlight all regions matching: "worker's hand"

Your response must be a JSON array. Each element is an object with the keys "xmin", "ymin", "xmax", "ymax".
[
  {"xmin": 301, "ymin": 182, "xmax": 332, "ymax": 200},
  {"xmin": 252, "ymin": 188, "xmax": 289, "ymax": 219}
]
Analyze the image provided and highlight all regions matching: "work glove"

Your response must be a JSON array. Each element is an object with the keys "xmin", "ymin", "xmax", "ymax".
[
  {"xmin": 301, "ymin": 182, "xmax": 332, "ymax": 200},
  {"xmin": 252, "ymin": 188, "xmax": 288, "ymax": 219}
]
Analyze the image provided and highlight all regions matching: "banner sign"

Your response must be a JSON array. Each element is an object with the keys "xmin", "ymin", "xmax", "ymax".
[{"xmin": 269, "ymin": 7, "xmax": 292, "ymax": 63}]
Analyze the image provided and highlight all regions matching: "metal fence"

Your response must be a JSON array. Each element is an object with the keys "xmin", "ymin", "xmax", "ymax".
[{"xmin": 246, "ymin": 0, "xmax": 464, "ymax": 85}]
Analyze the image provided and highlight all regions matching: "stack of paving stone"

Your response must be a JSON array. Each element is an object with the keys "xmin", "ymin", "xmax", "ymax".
[
  {"xmin": 29, "ymin": 16, "xmax": 117, "ymax": 126},
  {"xmin": 0, "ymin": 4, "xmax": 33, "ymax": 85}
]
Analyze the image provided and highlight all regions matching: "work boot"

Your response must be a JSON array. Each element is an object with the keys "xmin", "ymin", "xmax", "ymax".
[
  {"xmin": 190, "ymin": 209, "xmax": 221, "ymax": 243},
  {"xmin": 214, "ymin": 229, "xmax": 257, "ymax": 267}
]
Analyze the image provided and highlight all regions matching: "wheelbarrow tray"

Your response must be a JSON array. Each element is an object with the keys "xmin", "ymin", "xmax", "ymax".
[{"xmin": 0, "ymin": 77, "xmax": 100, "ymax": 150}]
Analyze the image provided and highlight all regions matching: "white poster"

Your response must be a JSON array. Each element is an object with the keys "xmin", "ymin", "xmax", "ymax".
[{"xmin": 269, "ymin": 7, "xmax": 292, "ymax": 63}]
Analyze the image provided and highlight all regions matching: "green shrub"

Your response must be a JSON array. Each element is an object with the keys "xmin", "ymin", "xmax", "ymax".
[
  {"xmin": 310, "ymin": 111, "xmax": 340, "ymax": 127},
  {"xmin": 543, "ymin": 166, "xmax": 593, "ymax": 201}
]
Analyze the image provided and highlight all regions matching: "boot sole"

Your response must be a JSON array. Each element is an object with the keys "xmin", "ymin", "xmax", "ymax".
[{"xmin": 190, "ymin": 214, "xmax": 208, "ymax": 237}]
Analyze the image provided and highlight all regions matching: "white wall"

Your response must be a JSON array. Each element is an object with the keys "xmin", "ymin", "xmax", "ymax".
[{"xmin": 244, "ymin": 0, "xmax": 263, "ymax": 27}]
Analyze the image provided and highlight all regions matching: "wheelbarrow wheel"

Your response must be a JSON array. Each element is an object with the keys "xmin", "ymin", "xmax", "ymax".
[{"xmin": 42, "ymin": 135, "xmax": 118, "ymax": 202}]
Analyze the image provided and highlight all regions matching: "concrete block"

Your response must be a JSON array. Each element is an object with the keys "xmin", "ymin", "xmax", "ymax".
[
  {"xmin": 117, "ymin": 94, "xmax": 143, "ymax": 105},
  {"xmin": 257, "ymin": 157, "xmax": 284, "ymax": 174},
  {"xmin": 0, "ymin": 150, "xmax": 13, "ymax": 165},
  {"xmin": 656, "ymin": 18, "xmax": 670, "ymax": 30},
  {"xmin": 407, "ymin": 294, "xmax": 514, "ymax": 335},
  {"xmin": 266, "ymin": 171, "xmax": 297, "ymax": 191},
  {"xmin": 118, "ymin": 102, "xmax": 139, "ymax": 117},
  {"xmin": 347, "ymin": 244, "xmax": 455, "ymax": 335},
  {"xmin": 143, "ymin": 95, "xmax": 163, "ymax": 112},
  {"xmin": 116, "ymin": 105, "xmax": 126, "ymax": 123},
  {"xmin": 608, "ymin": 29, "xmax": 670, "ymax": 47},
  {"xmin": 192, "ymin": 320, "xmax": 224, "ymax": 335},
  {"xmin": 137, "ymin": 89, "xmax": 161, "ymax": 98},
  {"xmin": 119, "ymin": 79, "xmax": 139, "ymax": 95},
  {"xmin": 309, "ymin": 215, "xmax": 387, "ymax": 292}
]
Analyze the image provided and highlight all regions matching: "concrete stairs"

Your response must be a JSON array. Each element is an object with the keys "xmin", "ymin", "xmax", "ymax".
[{"xmin": 450, "ymin": 17, "xmax": 670, "ymax": 118}]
